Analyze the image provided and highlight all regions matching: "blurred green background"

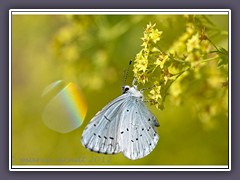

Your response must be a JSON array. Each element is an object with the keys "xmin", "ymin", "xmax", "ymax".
[{"xmin": 12, "ymin": 14, "xmax": 228, "ymax": 166}]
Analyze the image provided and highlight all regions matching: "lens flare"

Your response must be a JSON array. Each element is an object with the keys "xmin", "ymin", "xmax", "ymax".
[
  {"xmin": 42, "ymin": 82, "xmax": 87, "ymax": 133},
  {"xmin": 41, "ymin": 80, "xmax": 63, "ymax": 97}
]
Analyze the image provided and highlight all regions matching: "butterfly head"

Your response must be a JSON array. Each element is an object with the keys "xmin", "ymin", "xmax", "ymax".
[{"xmin": 122, "ymin": 85, "xmax": 143, "ymax": 99}]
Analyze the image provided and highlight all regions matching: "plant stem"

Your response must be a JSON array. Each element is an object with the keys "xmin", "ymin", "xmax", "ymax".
[
  {"xmin": 206, "ymin": 36, "xmax": 219, "ymax": 51},
  {"xmin": 162, "ymin": 69, "xmax": 187, "ymax": 101},
  {"xmin": 162, "ymin": 55, "xmax": 218, "ymax": 101},
  {"xmin": 198, "ymin": 56, "xmax": 219, "ymax": 63}
]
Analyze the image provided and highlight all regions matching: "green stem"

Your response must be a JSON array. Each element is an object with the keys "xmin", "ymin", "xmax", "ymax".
[
  {"xmin": 162, "ymin": 55, "xmax": 218, "ymax": 101},
  {"xmin": 206, "ymin": 36, "xmax": 219, "ymax": 51},
  {"xmin": 197, "ymin": 56, "xmax": 219, "ymax": 64},
  {"xmin": 162, "ymin": 69, "xmax": 187, "ymax": 101},
  {"xmin": 171, "ymin": 67, "xmax": 190, "ymax": 76}
]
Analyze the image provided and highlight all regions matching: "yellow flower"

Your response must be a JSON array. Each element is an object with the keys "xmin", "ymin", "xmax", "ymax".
[
  {"xmin": 139, "ymin": 74, "xmax": 148, "ymax": 84},
  {"xmin": 200, "ymin": 40, "xmax": 212, "ymax": 53},
  {"xmin": 187, "ymin": 33, "xmax": 201, "ymax": 52},
  {"xmin": 151, "ymin": 47, "xmax": 160, "ymax": 53},
  {"xmin": 149, "ymin": 85, "xmax": 162, "ymax": 102},
  {"xmin": 155, "ymin": 54, "xmax": 169, "ymax": 69},
  {"xmin": 133, "ymin": 50, "xmax": 149, "ymax": 74},
  {"xmin": 141, "ymin": 23, "xmax": 162, "ymax": 47},
  {"xmin": 163, "ymin": 69, "xmax": 171, "ymax": 85},
  {"xmin": 141, "ymin": 33, "xmax": 150, "ymax": 48},
  {"xmin": 186, "ymin": 23, "xmax": 195, "ymax": 35},
  {"xmin": 133, "ymin": 23, "xmax": 163, "ymax": 86},
  {"xmin": 150, "ymin": 29, "xmax": 162, "ymax": 43},
  {"xmin": 138, "ymin": 60, "xmax": 148, "ymax": 72},
  {"xmin": 145, "ymin": 22, "xmax": 155, "ymax": 32}
]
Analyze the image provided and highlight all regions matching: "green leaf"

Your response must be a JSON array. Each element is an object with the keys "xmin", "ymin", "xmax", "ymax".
[{"xmin": 217, "ymin": 47, "xmax": 228, "ymax": 68}]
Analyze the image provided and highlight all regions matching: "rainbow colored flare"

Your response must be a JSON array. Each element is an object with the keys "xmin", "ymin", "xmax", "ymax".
[{"xmin": 42, "ymin": 82, "xmax": 87, "ymax": 133}]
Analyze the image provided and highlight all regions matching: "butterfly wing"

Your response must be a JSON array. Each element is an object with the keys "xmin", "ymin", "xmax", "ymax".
[
  {"xmin": 81, "ymin": 93, "xmax": 129, "ymax": 154},
  {"xmin": 118, "ymin": 96, "xmax": 159, "ymax": 160}
]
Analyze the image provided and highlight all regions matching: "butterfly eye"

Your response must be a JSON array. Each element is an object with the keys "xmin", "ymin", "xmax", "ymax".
[{"xmin": 122, "ymin": 86, "xmax": 130, "ymax": 94}]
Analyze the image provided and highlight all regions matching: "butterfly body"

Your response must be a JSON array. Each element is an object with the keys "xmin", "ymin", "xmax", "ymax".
[{"xmin": 81, "ymin": 84, "xmax": 159, "ymax": 160}]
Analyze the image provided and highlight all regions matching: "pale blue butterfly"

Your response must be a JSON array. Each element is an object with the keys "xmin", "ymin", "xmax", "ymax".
[{"xmin": 81, "ymin": 79, "xmax": 160, "ymax": 160}]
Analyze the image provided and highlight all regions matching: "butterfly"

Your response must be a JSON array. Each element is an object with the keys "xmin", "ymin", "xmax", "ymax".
[{"xmin": 81, "ymin": 79, "xmax": 160, "ymax": 160}]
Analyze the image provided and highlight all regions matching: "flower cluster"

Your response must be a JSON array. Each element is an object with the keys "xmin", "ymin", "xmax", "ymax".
[
  {"xmin": 148, "ymin": 83, "xmax": 163, "ymax": 109},
  {"xmin": 133, "ymin": 23, "xmax": 163, "ymax": 84},
  {"xmin": 133, "ymin": 18, "xmax": 228, "ymax": 120}
]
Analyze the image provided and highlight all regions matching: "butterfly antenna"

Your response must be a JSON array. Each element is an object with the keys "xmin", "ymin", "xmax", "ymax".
[
  {"xmin": 123, "ymin": 59, "xmax": 132, "ymax": 85},
  {"xmin": 122, "ymin": 69, "xmax": 126, "ymax": 87}
]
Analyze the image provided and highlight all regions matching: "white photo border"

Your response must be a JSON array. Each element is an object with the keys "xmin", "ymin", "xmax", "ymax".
[{"xmin": 9, "ymin": 9, "xmax": 231, "ymax": 171}]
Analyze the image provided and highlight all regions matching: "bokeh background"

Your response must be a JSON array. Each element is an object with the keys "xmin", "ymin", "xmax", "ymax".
[{"xmin": 12, "ymin": 14, "xmax": 228, "ymax": 166}]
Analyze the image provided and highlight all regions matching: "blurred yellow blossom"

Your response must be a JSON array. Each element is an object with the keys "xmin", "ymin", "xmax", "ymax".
[{"xmin": 187, "ymin": 33, "xmax": 201, "ymax": 52}]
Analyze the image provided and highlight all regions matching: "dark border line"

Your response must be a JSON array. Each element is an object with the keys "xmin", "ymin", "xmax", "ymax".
[{"xmin": 10, "ymin": 10, "xmax": 230, "ymax": 13}]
